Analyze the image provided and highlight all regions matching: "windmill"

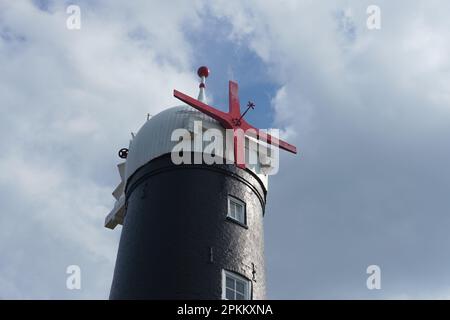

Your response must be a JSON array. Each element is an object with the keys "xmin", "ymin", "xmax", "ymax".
[{"xmin": 106, "ymin": 66, "xmax": 297, "ymax": 300}]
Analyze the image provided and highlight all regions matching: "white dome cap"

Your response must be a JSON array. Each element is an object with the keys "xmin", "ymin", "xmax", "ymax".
[
  {"xmin": 105, "ymin": 103, "xmax": 270, "ymax": 229},
  {"xmin": 125, "ymin": 104, "xmax": 221, "ymax": 182}
]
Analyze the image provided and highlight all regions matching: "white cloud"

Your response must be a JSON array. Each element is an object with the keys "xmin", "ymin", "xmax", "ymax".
[
  {"xmin": 205, "ymin": 0, "xmax": 450, "ymax": 298},
  {"xmin": 2, "ymin": 0, "xmax": 450, "ymax": 299},
  {"xmin": 0, "ymin": 0, "xmax": 204, "ymax": 298}
]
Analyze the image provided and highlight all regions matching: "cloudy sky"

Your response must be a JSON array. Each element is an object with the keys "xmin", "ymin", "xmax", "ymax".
[{"xmin": 1, "ymin": 0, "xmax": 450, "ymax": 299}]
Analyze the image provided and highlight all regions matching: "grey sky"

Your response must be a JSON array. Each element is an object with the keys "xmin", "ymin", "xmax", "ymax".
[{"xmin": 1, "ymin": 0, "xmax": 450, "ymax": 299}]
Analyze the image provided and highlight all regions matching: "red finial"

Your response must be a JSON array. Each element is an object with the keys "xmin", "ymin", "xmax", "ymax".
[{"xmin": 197, "ymin": 66, "xmax": 209, "ymax": 78}]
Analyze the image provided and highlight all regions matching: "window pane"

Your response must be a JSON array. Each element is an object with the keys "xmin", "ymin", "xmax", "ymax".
[
  {"xmin": 236, "ymin": 281, "xmax": 245, "ymax": 294},
  {"xmin": 228, "ymin": 197, "xmax": 247, "ymax": 225},
  {"xmin": 237, "ymin": 205, "xmax": 243, "ymax": 223},
  {"xmin": 226, "ymin": 288, "xmax": 234, "ymax": 300},
  {"xmin": 226, "ymin": 277, "xmax": 235, "ymax": 290},
  {"xmin": 236, "ymin": 293, "xmax": 245, "ymax": 300},
  {"xmin": 224, "ymin": 271, "xmax": 250, "ymax": 301}
]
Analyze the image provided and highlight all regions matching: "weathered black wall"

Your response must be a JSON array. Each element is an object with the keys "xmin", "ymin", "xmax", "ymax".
[{"xmin": 109, "ymin": 153, "xmax": 267, "ymax": 300}]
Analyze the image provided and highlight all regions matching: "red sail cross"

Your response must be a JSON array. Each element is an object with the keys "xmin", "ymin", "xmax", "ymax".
[{"xmin": 174, "ymin": 81, "xmax": 297, "ymax": 169}]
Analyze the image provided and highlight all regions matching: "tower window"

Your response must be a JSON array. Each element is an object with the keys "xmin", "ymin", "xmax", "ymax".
[
  {"xmin": 222, "ymin": 270, "xmax": 251, "ymax": 300},
  {"xmin": 227, "ymin": 196, "xmax": 246, "ymax": 225}
]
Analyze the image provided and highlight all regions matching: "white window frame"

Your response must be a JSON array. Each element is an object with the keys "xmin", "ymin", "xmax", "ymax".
[
  {"xmin": 222, "ymin": 269, "xmax": 252, "ymax": 300},
  {"xmin": 227, "ymin": 195, "xmax": 246, "ymax": 225}
]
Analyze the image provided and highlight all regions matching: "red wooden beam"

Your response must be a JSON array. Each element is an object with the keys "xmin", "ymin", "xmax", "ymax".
[{"xmin": 173, "ymin": 79, "xmax": 297, "ymax": 168}]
